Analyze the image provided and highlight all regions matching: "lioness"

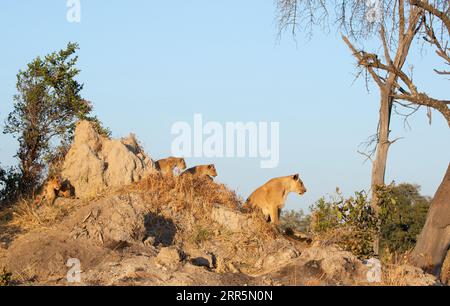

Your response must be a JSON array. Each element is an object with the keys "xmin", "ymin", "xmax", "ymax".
[
  {"xmin": 182, "ymin": 164, "xmax": 218, "ymax": 180},
  {"xmin": 34, "ymin": 177, "xmax": 62, "ymax": 206},
  {"xmin": 155, "ymin": 157, "xmax": 187, "ymax": 175},
  {"xmin": 246, "ymin": 174, "xmax": 307, "ymax": 224}
]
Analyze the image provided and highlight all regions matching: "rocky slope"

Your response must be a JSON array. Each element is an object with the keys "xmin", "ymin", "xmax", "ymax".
[{"xmin": 0, "ymin": 121, "xmax": 440, "ymax": 286}]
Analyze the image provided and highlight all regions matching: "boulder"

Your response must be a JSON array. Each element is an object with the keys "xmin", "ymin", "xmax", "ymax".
[
  {"xmin": 67, "ymin": 194, "xmax": 148, "ymax": 247},
  {"xmin": 300, "ymin": 246, "xmax": 368, "ymax": 283},
  {"xmin": 156, "ymin": 247, "xmax": 183, "ymax": 269},
  {"xmin": 210, "ymin": 204, "xmax": 256, "ymax": 233},
  {"xmin": 61, "ymin": 121, "xmax": 155, "ymax": 200}
]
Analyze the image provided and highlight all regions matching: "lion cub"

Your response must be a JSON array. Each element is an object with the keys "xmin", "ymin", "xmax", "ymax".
[
  {"xmin": 34, "ymin": 177, "xmax": 62, "ymax": 206},
  {"xmin": 182, "ymin": 164, "xmax": 218, "ymax": 180},
  {"xmin": 246, "ymin": 174, "xmax": 307, "ymax": 224},
  {"xmin": 155, "ymin": 157, "xmax": 187, "ymax": 175}
]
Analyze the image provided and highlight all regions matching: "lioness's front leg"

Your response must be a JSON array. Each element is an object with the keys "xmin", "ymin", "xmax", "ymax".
[{"xmin": 270, "ymin": 206, "xmax": 280, "ymax": 224}]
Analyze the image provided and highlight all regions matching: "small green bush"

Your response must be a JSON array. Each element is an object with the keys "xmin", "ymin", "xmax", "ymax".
[
  {"xmin": 0, "ymin": 267, "xmax": 12, "ymax": 286},
  {"xmin": 377, "ymin": 184, "xmax": 430, "ymax": 254},
  {"xmin": 310, "ymin": 184, "xmax": 431, "ymax": 260},
  {"xmin": 310, "ymin": 189, "xmax": 377, "ymax": 259},
  {"xmin": 0, "ymin": 165, "xmax": 21, "ymax": 207},
  {"xmin": 192, "ymin": 226, "xmax": 212, "ymax": 245}
]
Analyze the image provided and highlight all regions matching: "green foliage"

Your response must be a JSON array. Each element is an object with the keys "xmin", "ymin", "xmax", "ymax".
[
  {"xmin": 192, "ymin": 226, "xmax": 212, "ymax": 245},
  {"xmin": 0, "ymin": 267, "xmax": 12, "ymax": 286},
  {"xmin": 310, "ymin": 184, "xmax": 431, "ymax": 259},
  {"xmin": 310, "ymin": 189, "xmax": 377, "ymax": 259},
  {"xmin": 280, "ymin": 209, "xmax": 310, "ymax": 233},
  {"xmin": 0, "ymin": 165, "xmax": 21, "ymax": 206},
  {"xmin": 3, "ymin": 42, "xmax": 108, "ymax": 193},
  {"xmin": 377, "ymin": 183, "xmax": 430, "ymax": 254}
]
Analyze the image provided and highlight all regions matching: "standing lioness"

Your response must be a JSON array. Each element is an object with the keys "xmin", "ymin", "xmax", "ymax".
[{"xmin": 246, "ymin": 174, "xmax": 307, "ymax": 224}]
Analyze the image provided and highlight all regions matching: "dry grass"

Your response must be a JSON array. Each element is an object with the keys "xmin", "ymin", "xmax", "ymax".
[
  {"xmin": 130, "ymin": 173, "xmax": 242, "ymax": 209},
  {"xmin": 1, "ymin": 196, "xmax": 78, "ymax": 235},
  {"xmin": 123, "ymin": 173, "xmax": 276, "ymax": 239}
]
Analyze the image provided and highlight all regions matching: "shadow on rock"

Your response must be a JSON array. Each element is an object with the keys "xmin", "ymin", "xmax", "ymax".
[{"xmin": 144, "ymin": 213, "xmax": 176, "ymax": 247}]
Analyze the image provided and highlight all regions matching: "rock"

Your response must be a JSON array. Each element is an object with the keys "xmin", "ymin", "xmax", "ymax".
[
  {"xmin": 156, "ymin": 247, "xmax": 183, "ymax": 269},
  {"xmin": 4, "ymin": 231, "xmax": 114, "ymax": 283},
  {"xmin": 300, "ymin": 246, "xmax": 367, "ymax": 284},
  {"xmin": 211, "ymin": 204, "xmax": 256, "ymax": 232},
  {"xmin": 258, "ymin": 246, "xmax": 300, "ymax": 271},
  {"xmin": 363, "ymin": 258, "xmax": 382, "ymax": 284},
  {"xmin": 61, "ymin": 120, "xmax": 155, "ymax": 200},
  {"xmin": 67, "ymin": 194, "xmax": 148, "ymax": 247}
]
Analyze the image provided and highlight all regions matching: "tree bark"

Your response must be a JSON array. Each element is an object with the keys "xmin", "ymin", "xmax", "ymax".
[
  {"xmin": 370, "ymin": 90, "xmax": 393, "ymax": 255},
  {"xmin": 371, "ymin": 90, "xmax": 393, "ymax": 210},
  {"xmin": 410, "ymin": 164, "xmax": 450, "ymax": 278}
]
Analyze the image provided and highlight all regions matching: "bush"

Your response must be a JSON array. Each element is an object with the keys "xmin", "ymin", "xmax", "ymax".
[
  {"xmin": 0, "ymin": 267, "xmax": 12, "ymax": 286},
  {"xmin": 310, "ymin": 189, "xmax": 377, "ymax": 259},
  {"xmin": 377, "ymin": 183, "xmax": 430, "ymax": 255},
  {"xmin": 0, "ymin": 165, "xmax": 21, "ymax": 207},
  {"xmin": 310, "ymin": 184, "xmax": 431, "ymax": 260}
]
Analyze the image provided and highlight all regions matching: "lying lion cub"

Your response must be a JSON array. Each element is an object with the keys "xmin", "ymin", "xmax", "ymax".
[
  {"xmin": 246, "ymin": 174, "xmax": 307, "ymax": 224},
  {"xmin": 34, "ymin": 177, "xmax": 62, "ymax": 206},
  {"xmin": 155, "ymin": 157, "xmax": 187, "ymax": 175},
  {"xmin": 182, "ymin": 164, "xmax": 218, "ymax": 180}
]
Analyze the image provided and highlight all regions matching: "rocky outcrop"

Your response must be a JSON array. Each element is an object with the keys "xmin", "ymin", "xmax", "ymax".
[
  {"xmin": 61, "ymin": 121, "xmax": 155, "ymax": 200},
  {"xmin": 210, "ymin": 204, "xmax": 257, "ymax": 232}
]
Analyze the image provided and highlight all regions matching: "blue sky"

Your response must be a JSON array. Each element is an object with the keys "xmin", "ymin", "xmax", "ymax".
[{"xmin": 0, "ymin": 1, "xmax": 449, "ymax": 212}]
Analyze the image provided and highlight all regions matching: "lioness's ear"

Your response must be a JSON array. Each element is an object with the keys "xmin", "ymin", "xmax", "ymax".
[
  {"xmin": 208, "ymin": 165, "xmax": 212, "ymax": 169},
  {"xmin": 293, "ymin": 174, "xmax": 299, "ymax": 181}
]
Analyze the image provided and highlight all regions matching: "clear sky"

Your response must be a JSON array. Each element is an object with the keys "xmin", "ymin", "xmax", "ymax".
[{"xmin": 0, "ymin": 1, "xmax": 449, "ymax": 212}]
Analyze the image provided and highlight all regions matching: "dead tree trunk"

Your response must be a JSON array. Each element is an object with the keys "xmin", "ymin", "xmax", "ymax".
[
  {"xmin": 370, "ymin": 90, "xmax": 393, "ymax": 254},
  {"xmin": 410, "ymin": 164, "xmax": 450, "ymax": 278},
  {"xmin": 371, "ymin": 90, "xmax": 393, "ymax": 210}
]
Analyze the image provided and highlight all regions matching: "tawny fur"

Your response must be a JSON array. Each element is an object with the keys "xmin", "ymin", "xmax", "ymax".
[
  {"xmin": 155, "ymin": 157, "xmax": 187, "ymax": 175},
  {"xmin": 246, "ymin": 174, "xmax": 307, "ymax": 224},
  {"xmin": 34, "ymin": 177, "xmax": 62, "ymax": 206},
  {"xmin": 182, "ymin": 164, "xmax": 218, "ymax": 180}
]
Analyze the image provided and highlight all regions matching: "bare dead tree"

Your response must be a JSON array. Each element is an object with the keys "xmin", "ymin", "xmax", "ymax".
[{"xmin": 276, "ymin": 0, "xmax": 449, "ymax": 267}]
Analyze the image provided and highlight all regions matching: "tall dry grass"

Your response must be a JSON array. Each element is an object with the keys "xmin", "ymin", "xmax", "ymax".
[{"xmin": 1, "ymin": 196, "xmax": 79, "ymax": 236}]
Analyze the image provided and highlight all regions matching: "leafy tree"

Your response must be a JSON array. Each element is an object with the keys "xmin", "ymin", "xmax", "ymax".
[
  {"xmin": 3, "ymin": 43, "xmax": 108, "ymax": 194},
  {"xmin": 0, "ymin": 164, "xmax": 21, "ymax": 206},
  {"xmin": 378, "ymin": 183, "xmax": 430, "ymax": 254}
]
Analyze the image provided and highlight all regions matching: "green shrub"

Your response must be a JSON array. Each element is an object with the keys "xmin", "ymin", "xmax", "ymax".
[
  {"xmin": 0, "ymin": 165, "xmax": 21, "ymax": 207},
  {"xmin": 377, "ymin": 183, "xmax": 430, "ymax": 255},
  {"xmin": 192, "ymin": 226, "xmax": 212, "ymax": 245},
  {"xmin": 0, "ymin": 267, "xmax": 12, "ymax": 286},
  {"xmin": 310, "ymin": 184, "xmax": 431, "ymax": 260},
  {"xmin": 310, "ymin": 189, "xmax": 377, "ymax": 259}
]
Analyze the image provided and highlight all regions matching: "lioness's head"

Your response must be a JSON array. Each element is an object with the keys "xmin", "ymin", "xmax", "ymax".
[
  {"xmin": 205, "ymin": 164, "xmax": 217, "ymax": 177},
  {"xmin": 177, "ymin": 158, "xmax": 187, "ymax": 170},
  {"xmin": 291, "ymin": 174, "xmax": 307, "ymax": 195}
]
